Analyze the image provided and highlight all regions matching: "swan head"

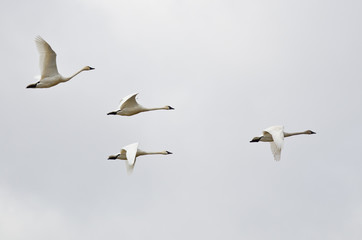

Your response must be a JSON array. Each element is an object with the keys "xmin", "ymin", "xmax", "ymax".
[
  {"xmin": 83, "ymin": 66, "xmax": 95, "ymax": 71},
  {"xmin": 305, "ymin": 130, "xmax": 316, "ymax": 135},
  {"xmin": 108, "ymin": 154, "xmax": 119, "ymax": 160},
  {"xmin": 166, "ymin": 106, "xmax": 174, "ymax": 110}
]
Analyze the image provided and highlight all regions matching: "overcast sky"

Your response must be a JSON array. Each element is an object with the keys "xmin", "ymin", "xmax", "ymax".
[{"xmin": 1, "ymin": 0, "xmax": 362, "ymax": 239}]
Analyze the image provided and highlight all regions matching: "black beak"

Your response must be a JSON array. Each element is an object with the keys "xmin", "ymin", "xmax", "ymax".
[
  {"xmin": 89, "ymin": 67, "xmax": 95, "ymax": 70},
  {"xmin": 107, "ymin": 111, "xmax": 117, "ymax": 115},
  {"xmin": 166, "ymin": 151, "xmax": 173, "ymax": 154},
  {"xmin": 169, "ymin": 106, "xmax": 175, "ymax": 110},
  {"xmin": 311, "ymin": 131, "xmax": 316, "ymax": 134}
]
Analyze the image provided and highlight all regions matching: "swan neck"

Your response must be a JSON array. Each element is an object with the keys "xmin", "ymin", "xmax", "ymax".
[
  {"xmin": 142, "ymin": 107, "xmax": 167, "ymax": 112},
  {"xmin": 138, "ymin": 151, "xmax": 164, "ymax": 156},
  {"xmin": 284, "ymin": 131, "xmax": 308, "ymax": 137},
  {"xmin": 66, "ymin": 68, "xmax": 85, "ymax": 81}
]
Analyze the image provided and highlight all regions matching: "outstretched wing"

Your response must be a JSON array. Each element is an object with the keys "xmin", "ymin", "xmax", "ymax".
[
  {"xmin": 35, "ymin": 36, "xmax": 59, "ymax": 78},
  {"xmin": 264, "ymin": 126, "xmax": 284, "ymax": 161},
  {"xmin": 269, "ymin": 142, "xmax": 282, "ymax": 161},
  {"xmin": 119, "ymin": 93, "xmax": 139, "ymax": 110},
  {"xmin": 122, "ymin": 142, "xmax": 139, "ymax": 174}
]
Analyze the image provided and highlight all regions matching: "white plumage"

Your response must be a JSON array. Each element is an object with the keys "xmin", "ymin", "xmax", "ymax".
[
  {"xmin": 108, "ymin": 143, "xmax": 173, "ymax": 174},
  {"xmin": 26, "ymin": 36, "xmax": 94, "ymax": 88},
  {"xmin": 107, "ymin": 93, "xmax": 174, "ymax": 116},
  {"xmin": 250, "ymin": 125, "xmax": 316, "ymax": 161}
]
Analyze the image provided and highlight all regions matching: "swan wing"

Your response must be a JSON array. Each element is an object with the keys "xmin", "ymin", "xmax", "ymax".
[
  {"xmin": 264, "ymin": 126, "xmax": 284, "ymax": 161},
  {"xmin": 269, "ymin": 142, "xmax": 282, "ymax": 161},
  {"xmin": 119, "ymin": 93, "xmax": 139, "ymax": 110},
  {"xmin": 122, "ymin": 142, "xmax": 139, "ymax": 174},
  {"xmin": 35, "ymin": 36, "xmax": 59, "ymax": 78}
]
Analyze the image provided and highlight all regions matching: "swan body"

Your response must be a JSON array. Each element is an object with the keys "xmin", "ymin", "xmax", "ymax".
[
  {"xmin": 26, "ymin": 36, "xmax": 94, "ymax": 88},
  {"xmin": 108, "ymin": 142, "xmax": 172, "ymax": 174},
  {"xmin": 107, "ymin": 93, "xmax": 174, "ymax": 116},
  {"xmin": 250, "ymin": 125, "xmax": 316, "ymax": 161}
]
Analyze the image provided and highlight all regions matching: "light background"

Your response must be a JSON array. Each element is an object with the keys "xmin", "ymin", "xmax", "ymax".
[{"xmin": 1, "ymin": 0, "xmax": 362, "ymax": 239}]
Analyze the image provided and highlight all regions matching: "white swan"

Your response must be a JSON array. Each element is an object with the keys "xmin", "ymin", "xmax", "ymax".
[
  {"xmin": 107, "ymin": 93, "xmax": 174, "ymax": 116},
  {"xmin": 250, "ymin": 125, "xmax": 316, "ymax": 161},
  {"xmin": 26, "ymin": 36, "xmax": 94, "ymax": 88},
  {"xmin": 108, "ymin": 142, "xmax": 172, "ymax": 174}
]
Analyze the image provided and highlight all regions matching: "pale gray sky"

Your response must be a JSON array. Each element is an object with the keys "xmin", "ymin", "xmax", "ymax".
[{"xmin": 1, "ymin": 0, "xmax": 362, "ymax": 239}]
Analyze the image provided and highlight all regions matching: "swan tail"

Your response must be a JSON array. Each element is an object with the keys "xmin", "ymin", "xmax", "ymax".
[
  {"xmin": 26, "ymin": 83, "xmax": 38, "ymax": 88},
  {"xmin": 108, "ymin": 154, "xmax": 119, "ymax": 160},
  {"xmin": 107, "ymin": 111, "xmax": 118, "ymax": 115},
  {"xmin": 250, "ymin": 136, "xmax": 262, "ymax": 143}
]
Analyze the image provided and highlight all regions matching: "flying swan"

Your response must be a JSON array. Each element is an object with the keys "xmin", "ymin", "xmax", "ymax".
[
  {"xmin": 107, "ymin": 93, "xmax": 174, "ymax": 116},
  {"xmin": 108, "ymin": 142, "xmax": 173, "ymax": 174},
  {"xmin": 26, "ymin": 36, "xmax": 94, "ymax": 88},
  {"xmin": 250, "ymin": 125, "xmax": 316, "ymax": 161}
]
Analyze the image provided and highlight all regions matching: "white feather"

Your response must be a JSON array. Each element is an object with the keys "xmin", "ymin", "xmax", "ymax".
[
  {"xmin": 108, "ymin": 93, "xmax": 174, "ymax": 116},
  {"xmin": 251, "ymin": 125, "xmax": 315, "ymax": 161},
  {"xmin": 26, "ymin": 36, "xmax": 94, "ymax": 88},
  {"xmin": 122, "ymin": 143, "xmax": 138, "ymax": 174}
]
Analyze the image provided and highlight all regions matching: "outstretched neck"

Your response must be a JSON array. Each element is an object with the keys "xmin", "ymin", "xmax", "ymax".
[
  {"xmin": 65, "ymin": 68, "xmax": 85, "ymax": 81},
  {"xmin": 137, "ymin": 150, "xmax": 165, "ymax": 156},
  {"xmin": 142, "ymin": 106, "xmax": 168, "ymax": 112},
  {"xmin": 284, "ymin": 131, "xmax": 309, "ymax": 137}
]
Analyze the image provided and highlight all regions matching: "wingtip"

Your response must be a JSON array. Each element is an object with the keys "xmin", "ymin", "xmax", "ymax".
[
  {"xmin": 273, "ymin": 154, "xmax": 281, "ymax": 161},
  {"xmin": 35, "ymin": 35, "xmax": 44, "ymax": 42},
  {"xmin": 125, "ymin": 163, "xmax": 135, "ymax": 175}
]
